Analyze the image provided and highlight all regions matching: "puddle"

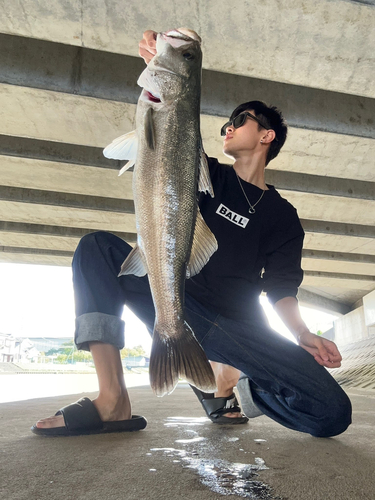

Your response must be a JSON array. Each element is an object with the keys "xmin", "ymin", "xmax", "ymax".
[
  {"xmin": 175, "ymin": 437, "xmax": 206, "ymax": 444},
  {"xmin": 149, "ymin": 448, "xmax": 282, "ymax": 499},
  {"xmin": 164, "ymin": 416, "xmax": 208, "ymax": 427}
]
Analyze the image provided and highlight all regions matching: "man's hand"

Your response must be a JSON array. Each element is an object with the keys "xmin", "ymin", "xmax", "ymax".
[
  {"xmin": 297, "ymin": 331, "xmax": 342, "ymax": 368},
  {"xmin": 139, "ymin": 30, "xmax": 157, "ymax": 64}
]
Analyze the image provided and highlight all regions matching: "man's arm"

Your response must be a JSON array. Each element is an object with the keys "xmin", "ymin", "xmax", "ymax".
[{"xmin": 274, "ymin": 296, "xmax": 342, "ymax": 368}]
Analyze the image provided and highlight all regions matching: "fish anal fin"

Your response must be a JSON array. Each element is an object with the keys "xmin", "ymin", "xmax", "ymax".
[
  {"xmin": 198, "ymin": 146, "xmax": 214, "ymax": 197},
  {"xmin": 145, "ymin": 108, "xmax": 156, "ymax": 150},
  {"xmin": 118, "ymin": 244, "xmax": 147, "ymax": 277},
  {"xmin": 186, "ymin": 208, "xmax": 218, "ymax": 279},
  {"xmin": 103, "ymin": 130, "xmax": 138, "ymax": 161},
  {"xmin": 149, "ymin": 321, "xmax": 217, "ymax": 397}
]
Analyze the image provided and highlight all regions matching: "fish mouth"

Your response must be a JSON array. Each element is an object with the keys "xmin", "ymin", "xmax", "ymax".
[
  {"xmin": 162, "ymin": 28, "xmax": 201, "ymax": 44},
  {"xmin": 158, "ymin": 28, "xmax": 200, "ymax": 49},
  {"xmin": 162, "ymin": 30, "xmax": 191, "ymax": 42},
  {"xmin": 139, "ymin": 88, "xmax": 162, "ymax": 105}
]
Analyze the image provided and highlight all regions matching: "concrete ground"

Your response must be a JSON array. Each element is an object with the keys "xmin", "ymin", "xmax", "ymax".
[{"xmin": 1, "ymin": 384, "xmax": 374, "ymax": 500}]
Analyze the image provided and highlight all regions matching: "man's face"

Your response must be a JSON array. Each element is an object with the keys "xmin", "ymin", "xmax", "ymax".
[{"xmin": 222, "ymin": 110, "xmax": 265, "ymax": 159}]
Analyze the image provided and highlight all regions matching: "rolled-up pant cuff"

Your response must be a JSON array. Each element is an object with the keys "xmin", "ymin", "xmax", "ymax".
[{"xmin": 75, "ymin": 312, "xmax": 125, "ymax": 352}]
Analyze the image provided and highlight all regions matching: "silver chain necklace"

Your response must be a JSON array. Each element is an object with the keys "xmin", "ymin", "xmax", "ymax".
[{"xmin": 235, "ymin": 170, "xmax": 265, "ymax": 214}]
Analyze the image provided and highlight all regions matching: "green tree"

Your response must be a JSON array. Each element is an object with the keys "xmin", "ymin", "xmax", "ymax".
[
  {"xmin": 55, "ymin": 354, "xmax": 68, "ymax": 364},
  {"xmin": 120, "ymin": 345, "xmax": 147, "ymax": 359}
]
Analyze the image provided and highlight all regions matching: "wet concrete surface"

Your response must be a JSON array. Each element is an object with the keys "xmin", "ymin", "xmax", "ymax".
[{"xmin": 1, "ymin": 384, "xmax": 374, "ymax": 500}]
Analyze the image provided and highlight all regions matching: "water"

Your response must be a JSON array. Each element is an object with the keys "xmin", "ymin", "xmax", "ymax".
[
  {"xmin": 0, "ymin": 372, "xmax": 150, "ymax": 403},
  {"xmin": 149, "ymin": 447, "xmax": 282, "ymax": 499}
]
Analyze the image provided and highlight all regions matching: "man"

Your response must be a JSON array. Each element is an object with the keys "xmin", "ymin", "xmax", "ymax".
[{"xmin": 32, "ymin": 31, "xmax": 351, "ymax": 437}]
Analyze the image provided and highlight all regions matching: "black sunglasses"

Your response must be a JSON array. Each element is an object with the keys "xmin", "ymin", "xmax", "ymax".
[{"xmin": 220, "ymin": 112, "xmax": 269, "ymax": 137}]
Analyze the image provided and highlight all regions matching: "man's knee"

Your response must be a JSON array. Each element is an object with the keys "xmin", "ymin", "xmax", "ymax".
[
  {"xmin": 310, "ymin": 390, "xmax": 352, "ymax": 438},
  {"xmin": 76, "ymin": 231, "xmax": 111, "ymax": 253}
]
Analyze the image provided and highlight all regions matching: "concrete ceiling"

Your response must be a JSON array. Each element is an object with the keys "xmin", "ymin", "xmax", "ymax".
[{"xmin": 0, "ymin": 0, "xmax": 374, "ymax": 317}]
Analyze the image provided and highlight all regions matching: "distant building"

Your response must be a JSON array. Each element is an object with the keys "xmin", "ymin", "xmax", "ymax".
[
  {"xmin": 0, "ymin": 333, "xmax": 39, "ymax": 362},
  {"xmin": 0, "ymin": 335, "xmax": 73, "ymax": 362},
  {"xmin": 122, "ymin": 356, "xmax": 149, "ymax": 368},
  {"xmin": 26, "ymin": 337, "xmax": 72, "ymax": 353}
]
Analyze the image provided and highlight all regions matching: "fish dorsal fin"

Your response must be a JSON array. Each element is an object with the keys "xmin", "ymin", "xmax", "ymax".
[
  {"xmin": 118, "ymin": 244, "xmax": 148, "ymax": 277},
  {"xmin": 103, "ymin": 130, "xmax": 138, "ymax": 161},
  {"xmin": 145, "ymin": 108, "xmax": 155, "ymax": 150},
  {"xmin": 198, "ymin": 146, "xmax": 214, "ymax": 197},
  {"xmin": 186, "ymin": 208, "xmax": 218, "ymax": 278}
]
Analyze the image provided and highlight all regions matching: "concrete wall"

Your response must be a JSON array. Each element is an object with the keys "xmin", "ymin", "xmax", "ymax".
[
  {"xmin": 334, "ymin": 289, "xmax": 375, "ymax": 346},
  {"xmin": 363, "ymin": 289, "xmax": 375, "ymax": 327}
]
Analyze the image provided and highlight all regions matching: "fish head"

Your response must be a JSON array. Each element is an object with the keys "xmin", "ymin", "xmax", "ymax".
[{"xmin": 138, "ymin": 28, "xmax": 202, "ymax": 105}]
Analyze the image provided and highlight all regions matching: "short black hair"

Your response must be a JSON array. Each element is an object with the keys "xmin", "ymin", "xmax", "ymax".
[{"xmin": 230, "ymin": 100, "xmax": 287, "ymax": 166}]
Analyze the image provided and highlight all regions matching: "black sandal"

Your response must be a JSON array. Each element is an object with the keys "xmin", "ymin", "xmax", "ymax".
[{"xmin": 191, "ymin": 386, "xmax": 249, "ymax": 425}]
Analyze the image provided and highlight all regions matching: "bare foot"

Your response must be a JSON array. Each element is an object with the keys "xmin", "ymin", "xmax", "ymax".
[
  {"xmin": 214, "ymin": 390, "xmax": 244, "ymax": 419},
  {"xmin": 35, "ymin": 392, "xmax": 131, "ymax": 429}
]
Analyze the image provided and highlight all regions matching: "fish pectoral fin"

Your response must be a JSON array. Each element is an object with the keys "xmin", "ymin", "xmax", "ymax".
[
  {"xmin": 186, "ymin": 208, "xmax": 218, "ymax": 278},
  {"xmin": 118, "ymin": 159, "xmax": 136, "ymax": 176},
  {"xmin": 198, "ymin": 145, "xmax": 214, "ymax": 197},
  {"xmin": 118, "ymin": 244, "xmax": 147, "ymax": 277},
  {"xmin": 149, "ymin": 321, "xmax": 217, "ymax": 397},
  {"xmin": 103, "ymin": 130, "xmax": 138, "ymax": 167},
  {"xmin": 145, "ymin": 108, "xmax": 156, "ymax": 150}
]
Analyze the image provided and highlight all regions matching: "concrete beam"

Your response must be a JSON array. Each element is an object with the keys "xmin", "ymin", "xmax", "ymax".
[
  {"xmin": 301, "ymin": 219, "xmax": 375, "ymax": 239},
  {"xmin": 297, "ymin": 288, "xmax": 351, "ymax": 315},
  {"xmin": 0, "ymin": 155, "xmax": 133, "ymax": 200},
  {"xmin": 266, "ymin": 171, "xmax": 374, "ymax": 200},
  {"xmin": 1, "ymin": 181, "xmax": 373, "ymax": 228},
  {"xmin": 0, "ymin": 186, "xmax": 134, "ymax": 213},
  {"xmin": 2, "ymin": 145, "xmax": 374, "ymax": 202},
  {"xmin": 0, "ymin": 134, "xmax": 119, "ymax": 169},
  {"xmin": 305, "ymin": 270, "xmax": 375, "ymax": 282},
  {"xmin": 280, "ymin": 191, "xmax": 375, "ymax": 226},
  {"xmin": 2, "ymin": 222, "xmax": 373, "ymax": 268},
  {"xmin": 0, "ymin": 200, "xmax": 136, "ymax": 233},
  {"xmin": 302, "ymin": 249, "xmax": 375, "ymax": 264},
  {"xmin": 302, "ymin": 258, "xmax": 375, "ymax": 278},
  {"xmin": 0, "ymin": 221, "xmax": 136, "ymax": 243},
  {"xmin": 0, "ymin": 252, "xmax": 72, "ymax": 267},
  {"xmin": 1, "ymin": 85, "xmax": 374, "ymax": 185},
  {"xmin": 0, "ymin": 84, "xmax": 135, "ymax": 148},
  {"xmin": 1, "ymin": 0, "xmax": 374, "ymax": 98},
  {"xmin": 1, "ymin": 33, "xmax": 374, "ymax": 139},
  {"xmin": 0, "ymin": 246, "xmax": 73, "ymax": 258}
]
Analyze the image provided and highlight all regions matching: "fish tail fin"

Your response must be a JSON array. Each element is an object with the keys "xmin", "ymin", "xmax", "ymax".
[{"xmin": 149, "ymin": 321, "xmax": 217, "ymax": 397}]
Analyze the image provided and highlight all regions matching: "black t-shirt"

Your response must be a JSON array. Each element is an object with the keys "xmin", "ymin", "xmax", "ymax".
[{"xmin": 185, "ymin": 157, "xmax": 305, "ymax": 321}]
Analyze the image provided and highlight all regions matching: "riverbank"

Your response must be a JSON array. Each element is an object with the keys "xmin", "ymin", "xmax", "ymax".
[{"xmin": 0, "ymin": 371, "xmax": 150, "ymax": 404}]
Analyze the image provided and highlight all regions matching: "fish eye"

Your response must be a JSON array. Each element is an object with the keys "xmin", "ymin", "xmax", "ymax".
[{"xmin": 182, "ymin": 52, "xmax": 194, "ymax": 60}]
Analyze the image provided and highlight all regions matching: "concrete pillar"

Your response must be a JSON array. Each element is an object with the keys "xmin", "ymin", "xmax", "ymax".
[{"xmin": 334, "ymin": 289, "xmax": 375, "ymax": 347}]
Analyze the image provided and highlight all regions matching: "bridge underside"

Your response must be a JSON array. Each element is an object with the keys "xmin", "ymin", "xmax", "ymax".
[{"xmin": 0, "ymin": 1, "xmax": 374, "ymax": 317}]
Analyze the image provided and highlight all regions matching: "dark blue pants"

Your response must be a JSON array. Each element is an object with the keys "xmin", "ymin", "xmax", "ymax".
[{"xmin": 72, "ymin": 231, "xmax": 352, "ymax": 437}]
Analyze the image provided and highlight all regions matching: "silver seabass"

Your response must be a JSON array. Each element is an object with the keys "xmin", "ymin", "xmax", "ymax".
[{"xmin": 104, "ymin": 29, "xmax": 218, "ymax": 397}]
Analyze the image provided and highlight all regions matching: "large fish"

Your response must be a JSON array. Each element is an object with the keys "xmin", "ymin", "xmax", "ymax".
[{"xmin": 103, "ymin": 29, "xmax": 218, "ymax": 397}]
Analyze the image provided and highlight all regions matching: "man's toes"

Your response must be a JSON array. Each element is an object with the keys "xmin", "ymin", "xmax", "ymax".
[
  {"xmin": 226, "ymin": 412, "xmax": 243, "ymax": 419},
  {"xmin": 36, "ymin": 415, "xmax": 65, "ymax": 429}
]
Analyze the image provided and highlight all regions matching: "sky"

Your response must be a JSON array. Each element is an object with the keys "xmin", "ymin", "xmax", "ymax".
[{"xmin": 0, "ymin": 262, "xmax": 338, "ymax": 355}]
